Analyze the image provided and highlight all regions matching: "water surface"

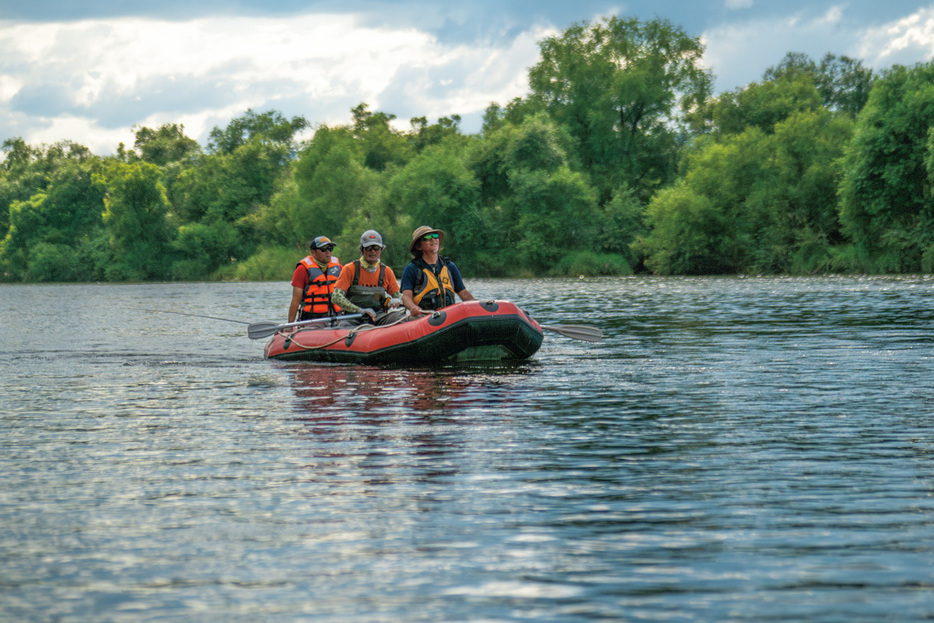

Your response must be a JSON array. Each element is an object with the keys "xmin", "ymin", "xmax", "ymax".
[{"xmin": 2, "ymin": 276, "xmax": 934, "ymax": 621}]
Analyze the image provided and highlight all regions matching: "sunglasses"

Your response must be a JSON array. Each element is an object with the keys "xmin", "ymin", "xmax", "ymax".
[
  {"xmin": 316, "ymin": 246, "xmax": 334, "ymax": 252},
  {"xmin": 364, "ymin": 245, "xmax": 383, "ymax": 252},
  {"xmin": 422, "ymin": 233, "xmax": 440, "ymax": 241}
]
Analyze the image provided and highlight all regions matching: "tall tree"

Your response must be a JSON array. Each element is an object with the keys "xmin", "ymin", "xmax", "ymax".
[
  {"xmin": 0, "ymin": 141, "xmax": 105, "ymax": 281},
  {"xmin": 208, "ymin": 109, "xmax": 307, "ymax": 156},
  {"xmin": 708, "ymin": 75, "xmax": 823, "ymax": 136},
  {"xmin": 838, "ymin": 62, "xmax": 934, "ymax": 272},
  {"xmin": 350, "ymin": 103, "xmax": 413, "ymax": 172},
  {"xmin": 765, "ymin": 52, "xmax": 874, "ymax": 117},
  {"xmin": 386, "ymin": 138, "xmax": 482, "ymax": 266},
  {"xmin": 292, "ymin": 125, "xmax": 381, "ymax": 244},
  {"xmin": 640, "ymin": 107, "xmax": 851, "ymax": 275},
  {"xmin": 98, "ymin": 161, "xmax": 173, "ymax": 280},
  {"xmin": 132, "ymin": 123, "xmax": 201, "ymax": 166},
  {"xmin": 527, "ymin": 16, "xmax": 711, "ymax": 201}
]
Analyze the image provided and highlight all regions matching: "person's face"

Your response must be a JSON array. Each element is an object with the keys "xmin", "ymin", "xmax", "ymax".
[
  {"xmin": 311, "ymin": 245, "xmax": 334, "ymax": 263},
  {"xmin": 419, "ymin": 233, "xmax": 440, "ymax": 253},
  {"xmin": 363, "ymin": 245, "xmax": 383, "ymax": 262}
]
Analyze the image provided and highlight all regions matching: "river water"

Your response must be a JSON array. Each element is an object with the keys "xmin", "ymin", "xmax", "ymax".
[{"xmin": 2, "ymin": 276, "xmax": 934, "ymax": 621}]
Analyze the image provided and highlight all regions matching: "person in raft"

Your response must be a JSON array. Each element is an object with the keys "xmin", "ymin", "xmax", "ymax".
[
  {"xmin": 288, "ymin": 236, "xmax": 341, "ymax": 322},
  {"xmin": 330, "ymin": 229, "xmax": 404, "ymax": 326},
  {"xmin": 400, "ymin": 226, "xmax": 474, "ymax": 317}
]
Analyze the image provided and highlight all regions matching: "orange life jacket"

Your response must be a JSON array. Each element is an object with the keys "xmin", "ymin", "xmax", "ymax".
[{"xmin": 298, "ymin": 255, "xmax": 342, "ymax": 319}]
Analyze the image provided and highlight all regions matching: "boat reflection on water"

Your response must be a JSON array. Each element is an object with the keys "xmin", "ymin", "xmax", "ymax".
[
  {"xmin": 284, "ymin": 361, "xmax": 541, "ymax": 416},
  {"xmin": 280, "ymin": 362, "xmax": 540, "ymax": 485},
  {"xmin": 286, "ymin": 363, "xmax": 473, "ymax": 415}
]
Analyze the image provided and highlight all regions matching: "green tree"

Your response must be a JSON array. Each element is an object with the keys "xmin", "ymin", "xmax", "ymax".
[
  {"xmin": 598, "ymin": 184, "xmax": 645, "ymax": 268},
  {"xmin": 98, "ymin": 161, "xmax": 173, "ymax": 280},
  {"xmin": 1, "ymin": 139, "xmax": 93, "ymax": 242},
  {"xmin": 409, "ymin": 115, "xmax": 465, "ymax": 152},
  {"xmin": 1, "ymin": 194, "xmax": 46, "ymax": 278},
  {"xmin": 169, "ymin": 110, "xmax": 304, "ymax": 273},
  {"xmin": 640, "ymin": 183, "xmax": 735, "ymax": 275},
  {"xmin": 170, "ymin": 221, "xmax": 239, "ymax": 280},
  {"xmin": 761, "ymin": 109, "xmax": 851, "ymax": 272},
  {"xmin": 527, "ymin": 16, "xmax": 711, "ymax": 201},
  {"xmin": 0, "ymin": 146, "xmax": 106, "ymax": 281},
  {"xmin": 641, "ymin": 107, "xmax": 851, "ymax": 275},
  {"xmin": 292, "ymin": 124, "xmax": 382, "ymax": 244},
  {"xmin": 708, "ymin": 74, "xmax": 822, "ymax": 136},
  {"xmin": 838, "ymin": 62, "xmax": 934, "ymax": 272},
  {"xmin": 386, "ymin": 138, "xmax": 483, "ymax": 267},
  {"xmin": 351, "ymin": 103, "xmax": 414, "ymax": 172},
  {"xmin": 467, "ymin": 114, "xmax": 602, "ymax": 274},
  {"xmin": 764, "ymin": 52, "xmax": 874, "ymax": 117},
  {"xmin": 132, "ymin": 123, "xmax": 201, "ymax": 166},
  {"xmin": 208, "ymin": 109, "xmax": 307, "ymax": 156}
]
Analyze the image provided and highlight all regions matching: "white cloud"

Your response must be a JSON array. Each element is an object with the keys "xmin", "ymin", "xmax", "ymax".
[
  {"xmin": 858, "ymin": 7, "xmax": 934, "ymax": 66},
  {"xmin": 0, "ymin": 14, "xmax": 543, "ymax": 154},
  {"xmin": 818, "ymin": 5, "xmax": 844, "ymax": 26}
]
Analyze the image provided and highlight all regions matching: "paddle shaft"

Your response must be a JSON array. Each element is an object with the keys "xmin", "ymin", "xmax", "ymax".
[{"xmin": 248, "ymin": 313, "xmax": 365, "ymax": 340}]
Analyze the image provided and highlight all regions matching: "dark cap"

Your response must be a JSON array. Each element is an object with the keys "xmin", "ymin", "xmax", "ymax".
[{"xmin": 310, "ymin": 236, "xmax": 336, "ymax": 250}]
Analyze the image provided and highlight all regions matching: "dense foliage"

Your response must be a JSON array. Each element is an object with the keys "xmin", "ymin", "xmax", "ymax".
[{"xmin": 2, "ymin": 15, "xmax": 933, "ymax": 282}]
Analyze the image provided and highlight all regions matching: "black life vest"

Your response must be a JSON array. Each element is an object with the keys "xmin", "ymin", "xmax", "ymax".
[{"xmin": 346, "ymin": 260, "xmax": 388, "ymax": 310}]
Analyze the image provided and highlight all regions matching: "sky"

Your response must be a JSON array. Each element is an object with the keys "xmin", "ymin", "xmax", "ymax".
[{"xmin": 2, "ymin": 0, "xmax": 934, "ymax": 156}]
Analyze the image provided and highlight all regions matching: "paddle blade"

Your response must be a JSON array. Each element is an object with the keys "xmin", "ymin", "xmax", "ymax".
[
  {"xmin": 247, "ymin": 322, "xmax": 282, "ymax": 340},
  {"xmin": 541, "ymin": 324, "xmax": 604, "ymax": 342}
]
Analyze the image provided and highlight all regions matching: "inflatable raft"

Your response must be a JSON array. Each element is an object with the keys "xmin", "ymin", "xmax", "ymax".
[{"xmin": 264, "ymin": 300, "xmax": 544, "ymax": 364}]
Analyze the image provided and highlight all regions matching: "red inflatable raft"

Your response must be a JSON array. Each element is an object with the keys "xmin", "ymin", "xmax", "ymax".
[{"xmin": 264, "ymin": 300, "xmax": 544, "ymax": 364}]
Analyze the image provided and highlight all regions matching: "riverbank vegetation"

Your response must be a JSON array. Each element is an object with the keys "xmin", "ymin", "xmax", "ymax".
[{"xmin": 3, "ymin": 15, "xmax": 934, "ymax": 282}]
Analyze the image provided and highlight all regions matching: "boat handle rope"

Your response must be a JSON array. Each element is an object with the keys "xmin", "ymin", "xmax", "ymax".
[{"xmin": 275, "ymin": 312, "xmax": 411, "ymax": 352}]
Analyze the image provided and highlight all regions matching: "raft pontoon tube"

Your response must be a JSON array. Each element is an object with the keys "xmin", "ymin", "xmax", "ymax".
[{"xmin": 264, "ymin": 300, "xmax": 543, "ymax": 364}]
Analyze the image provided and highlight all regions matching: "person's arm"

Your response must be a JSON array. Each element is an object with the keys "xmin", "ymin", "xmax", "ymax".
[
  {"xmin": 401, "ymin": 290, "xmax": 423, "ymax": 317},
  {"xmin": 384, "ymin": 268, "xmax": 401, "ymax": 308},
  {"xmin": 447, "ymin": 262, "xmax": 474, "ymax": 301},
  {"xmin": 288, "ymin": 286, "xmax": 303, "ymax": 323},
  {"xmin": 399, "ymin": 264, "xmax": 423, "ymax": 316}
]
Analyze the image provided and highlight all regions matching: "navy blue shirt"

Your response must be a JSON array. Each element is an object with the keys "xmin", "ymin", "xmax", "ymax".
[{"xmin": 401, "ymin": 259, "xmax": 466, "ymax": 295}]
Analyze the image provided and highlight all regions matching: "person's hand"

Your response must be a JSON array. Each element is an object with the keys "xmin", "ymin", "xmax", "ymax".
[
  {"xmin": 387, "ymin": 298, "xmax": 401, "ymax": 309},
  {"xmin": 407, "ymin": 305, "xmax": 423, "ymax": 317},
  {"xmin": 363, "ymin": 309, "xmax": 377, "ymax": 322}
]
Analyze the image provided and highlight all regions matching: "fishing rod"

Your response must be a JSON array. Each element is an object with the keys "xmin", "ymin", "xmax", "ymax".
[
  {"xmin": 149, "ymin": 309, "xmax": 250, "ymax": 325},
  {"xmin": 148, "ymin": 308, "xmax": 365, "ymax": 339}
]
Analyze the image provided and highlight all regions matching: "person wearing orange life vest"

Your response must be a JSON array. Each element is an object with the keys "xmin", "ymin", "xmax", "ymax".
[
  {"xmin": 400, "ymin": 226, "xmax": 474, "ymax": 317},
  {"xmin": 288, "ymin": 236, "xmax": 342, "ymax": 322},
  {"xmin": 330, "ymin": 229, "xmax": 404, "ymax": 326}
]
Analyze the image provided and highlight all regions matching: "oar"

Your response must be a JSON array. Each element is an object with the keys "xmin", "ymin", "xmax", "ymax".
[
  {"xmin": 247, "ymin": 314, "xmax": 364, "ymax": 340},
  {"xmin": 540, "ymin": 324, "xmax": 604, "ymax": 342}
]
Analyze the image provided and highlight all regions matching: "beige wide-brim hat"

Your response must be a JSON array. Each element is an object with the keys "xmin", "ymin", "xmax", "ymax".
[{"xmin": 409, "ymin": 226, "xmax": 445, "ymax": 256}]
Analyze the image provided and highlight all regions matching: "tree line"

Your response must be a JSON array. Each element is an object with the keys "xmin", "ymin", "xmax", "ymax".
[{"xmin": 2, "ymin": 15, "xmax": 934, "ymax": 283}]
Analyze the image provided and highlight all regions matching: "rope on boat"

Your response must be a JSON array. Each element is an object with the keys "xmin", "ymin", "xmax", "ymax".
[{"xmin": 276, "ymin": 312, "xmax": 410, "ymax": 352}]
